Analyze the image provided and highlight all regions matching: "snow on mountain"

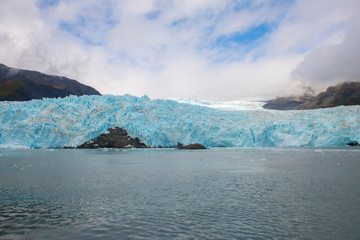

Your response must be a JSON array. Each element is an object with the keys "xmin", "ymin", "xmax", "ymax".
[
  {"xmin": 171, "ymin": 98, "xmax": 265, "ymax": 111},
  {"xmin": 0, "ymin": 94, "xmax": 359, "ymax": 148}
]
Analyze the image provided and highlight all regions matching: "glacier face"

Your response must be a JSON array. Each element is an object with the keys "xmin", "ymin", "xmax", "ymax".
[{"xmin": 0, "ymin": 94, "xmax": 359, "ymax": 148}]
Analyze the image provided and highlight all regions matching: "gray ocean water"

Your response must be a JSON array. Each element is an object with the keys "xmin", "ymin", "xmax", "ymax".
[{"xmin": 0, "ymin": 148, "xmax": 360, "ymax": 240}]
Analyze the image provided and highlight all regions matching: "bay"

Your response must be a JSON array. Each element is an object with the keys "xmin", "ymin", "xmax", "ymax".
[{"xmin": 0, "ymin": 148, "xmax": 360, "ymax": 239}]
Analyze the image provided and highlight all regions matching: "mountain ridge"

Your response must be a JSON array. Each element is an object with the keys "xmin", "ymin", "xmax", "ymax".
[
  {"xmin": 0, "ymin": 63, "xmax": 100, "ymax": 101},
  {"xmin": 263, "ymin": 81, "xmax": 360, "ymax": 110}
]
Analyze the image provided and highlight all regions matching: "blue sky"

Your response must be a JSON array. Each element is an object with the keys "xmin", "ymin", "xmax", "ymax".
[{"xmin": 0, "ymin": 0, "xmax": 359, "ymax": 100}]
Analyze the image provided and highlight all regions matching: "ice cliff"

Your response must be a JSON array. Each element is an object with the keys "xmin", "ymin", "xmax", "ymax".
[{"xmin": 0, "ymin": 94, "xmax": 359, "ymax": 148}]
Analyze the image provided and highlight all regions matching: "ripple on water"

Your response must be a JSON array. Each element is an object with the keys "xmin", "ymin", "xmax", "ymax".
[{"xmin": 1, "ymin": 148, "xmax": 360, "ymax": 239}]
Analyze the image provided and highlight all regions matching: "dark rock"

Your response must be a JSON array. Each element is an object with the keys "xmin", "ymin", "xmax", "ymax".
[
  {"xmin": 0, "ymin": 63, "xmax": 100, "ymax": 101},
  {"xmin": 347, "ymin": 142, "xmax": 359, "ymax": 146},
  {"xmin": 77, "ymin": 127, "xmax": 148, "ymax": 149},
  {"xmin": 178, "ymin": 143, "xmax": 207, "ymax": 149}
]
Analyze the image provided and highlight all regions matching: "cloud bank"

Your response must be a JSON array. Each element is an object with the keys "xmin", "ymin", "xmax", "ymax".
[
  {"xmin": 292, "ymin": 19, "xmax": 360, "ymax": 91},
  {"xmin": 0, "ymin": 0, "xmax": 359, "ymax": 100}
]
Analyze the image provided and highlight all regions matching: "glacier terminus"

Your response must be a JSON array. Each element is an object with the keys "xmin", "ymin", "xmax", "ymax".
[{"xmin": 0, "ymin": 94, "xmax": 359, "ymax": 149}]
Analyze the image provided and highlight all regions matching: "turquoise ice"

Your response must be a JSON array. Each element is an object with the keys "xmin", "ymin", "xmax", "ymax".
[{"xmin": 0, "ymin": 94, "xmax": 359, "ymax": 148}]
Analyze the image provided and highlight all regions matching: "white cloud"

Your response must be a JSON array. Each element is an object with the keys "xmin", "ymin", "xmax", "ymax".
[
  {"xmin": 0, "ymin": 0, "xmax": 90, "ymax": 77},
  {"xmin": 265, "ymin": 0, "xmax": 357, "ymax": 55},
  {"xmin": 292, "ymin": 19, "xmax": 360, "ymax": 91},
  {"xmin": 213, "ymin": 1, "xmax": 287, "ymax": 37},
  {"xmin": 0, "ymin": 0, "xmax": 359, "ymax": 100}
]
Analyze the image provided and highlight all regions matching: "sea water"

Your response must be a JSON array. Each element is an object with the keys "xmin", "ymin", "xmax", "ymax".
[{"xmin": 0, "ymin": 148, "xmax": 360, "ymax": 239}]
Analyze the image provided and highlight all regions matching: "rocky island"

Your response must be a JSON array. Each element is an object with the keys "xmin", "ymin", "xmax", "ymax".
[
  {"xmin": 177, "ymin": 143, "xmax": 207, "ymax": 149},
  {"xmin": 77, "ymin": 127, "xmax": 148, "ymax": 149}
]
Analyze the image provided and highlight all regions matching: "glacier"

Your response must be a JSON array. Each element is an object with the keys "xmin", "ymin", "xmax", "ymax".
[
  {"xmin": 171, "ymin": 98, "xmax": 265, "ymax": 111},
  {"xmin": 0, "ymin": 94, "xmax": 359, "ymax": 149}
]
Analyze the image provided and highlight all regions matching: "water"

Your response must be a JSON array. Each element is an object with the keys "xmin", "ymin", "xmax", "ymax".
[{"xmin": 0, "ymin": 148, "xmax": 360, "ymax": 239}]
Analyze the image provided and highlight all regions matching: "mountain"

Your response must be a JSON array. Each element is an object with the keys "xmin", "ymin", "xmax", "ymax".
[
  {"xmin": 262, "ymin": 95, "xmax": 314, "ymax": 110},
  {"xmin": 296, "ymin": 81, "xmax": 360, "ymax": 109},
  {"xmin": 263, "ymin": 81, "xmax": 360, "ymax": 110},
  {"xmin": 0, "ymin": 63, "xmax": 100, "ymax": 101}
]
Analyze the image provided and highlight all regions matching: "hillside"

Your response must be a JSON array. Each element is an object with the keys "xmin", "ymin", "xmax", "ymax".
[
  {"xmin": 296, "ymin": 82, "xmax": 360, "ymax": 109},
  {"xmin": 0, "ymin": 63, "xmax": 100, "ymax": 101},
  {"xmin": 262, "ymin": 95, "xmax": 314, "ymax": 110},
  {"xmin": 263, "ymin": 81, "xmax": 360, "ymax": 110}
]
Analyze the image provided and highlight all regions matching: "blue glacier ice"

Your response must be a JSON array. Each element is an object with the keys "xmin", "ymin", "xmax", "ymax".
[{"xmin": 0, "ymin": 94, "xmax": 359, "ymax": 148}]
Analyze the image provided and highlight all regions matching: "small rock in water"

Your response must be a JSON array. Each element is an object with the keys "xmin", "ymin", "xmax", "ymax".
[
  {"xmin": 178, "ymin": 143, "xmax": 207, "ymax": 150},
  {"xmin": 347, "ymin": 142, "xmax": 359, "ymax": 146}
]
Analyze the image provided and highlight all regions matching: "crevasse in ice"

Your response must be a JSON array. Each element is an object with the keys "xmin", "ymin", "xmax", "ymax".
[{"xmin": 0, "ymin": 94, "xmax": 359, "ymax": 148}]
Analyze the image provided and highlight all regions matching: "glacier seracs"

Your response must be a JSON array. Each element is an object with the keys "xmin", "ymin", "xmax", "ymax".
[{"xmin": 0, "ymin": 94, "xmax": 359, "ymax": 148}]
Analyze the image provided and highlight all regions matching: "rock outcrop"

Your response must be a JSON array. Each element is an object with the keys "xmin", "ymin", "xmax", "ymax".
[
  {"xmin": 177, "ymin": 143, "xmax": 207, "ymax": 149},
  {"xmin": 77, "ymin": 127, "xmax": 147, "ymax": 149},
  {"xmin": 0, "ymin": 63, "xmax": 100, "ymax": 101}
]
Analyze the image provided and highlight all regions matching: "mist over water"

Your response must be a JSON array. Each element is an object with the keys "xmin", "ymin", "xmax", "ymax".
[{"xmin": 1, "ymin": 148, "xmax": 360, "ymax": 239}]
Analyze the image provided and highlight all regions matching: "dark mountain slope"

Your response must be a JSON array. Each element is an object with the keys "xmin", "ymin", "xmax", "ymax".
[
  {"xmin": 296, "ymin": 81, "xmax": 360, "ymax": 109},
  {"xmin": 0, "ymin": 63, "xmax": 100, "ymax": 101},
  {"xmin": 262, "ymin": 95, "xmax": 314, "ymax": 110},
  {"xmin": 263, "ymin": 81, "xmax": 360, "ymax": 110}
]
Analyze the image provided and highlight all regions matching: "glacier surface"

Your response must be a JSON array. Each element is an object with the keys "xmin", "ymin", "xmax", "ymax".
[
  {"xmin": 0, "ymin": 94, "xmax": 359, "ymax": 148},
  {"xmin": 171, "ymin": 98, "xmax": 265, "ymax": 111}
]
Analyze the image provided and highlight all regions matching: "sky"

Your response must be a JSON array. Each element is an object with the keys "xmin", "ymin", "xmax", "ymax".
[{"xmin": 0, "ymin": 0, "xmax": 359, "ymax": 100}]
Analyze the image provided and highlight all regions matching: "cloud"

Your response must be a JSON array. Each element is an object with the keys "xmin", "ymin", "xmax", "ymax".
[
  {"xmin": 291, "ymin": 18, "xmax": 360, "ymax": 91},
  {"xmin": 0, "ymin": 0, "xmax": 90, "ymax": 77},
  {"xmin": 263, "ymin": 0, "xmax": 358, "ymax": 58},
  {"xmin": 0, "ymin": 0, "xmax": 359, "ymax": 100}
]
